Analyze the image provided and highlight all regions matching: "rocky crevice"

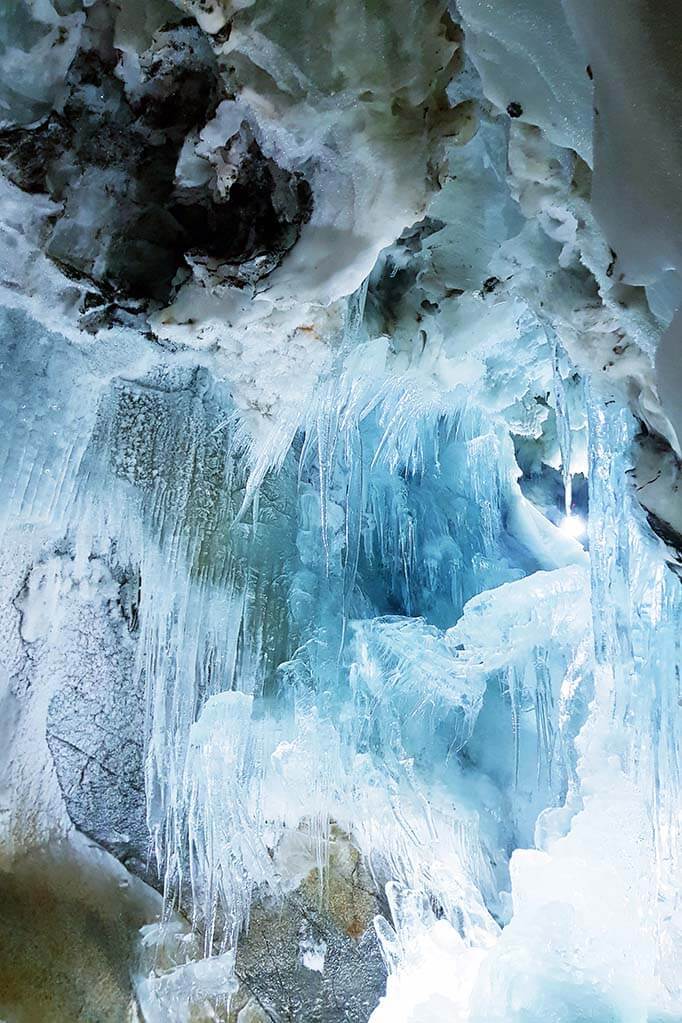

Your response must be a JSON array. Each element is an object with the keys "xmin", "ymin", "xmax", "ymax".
[{"xmin": 0, "ymin": 4, "xmax": 313, "ymax": 315}]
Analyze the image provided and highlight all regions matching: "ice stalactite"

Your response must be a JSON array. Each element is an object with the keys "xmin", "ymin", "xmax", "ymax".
[
  {"xmin": 371, "ymin": 381, "xmax": 682, "ymax": 1023},
  {"xmin": 24, "ymin": 321, "xmax": 668, "ymax": 1022},
  {"xmin": 159, "ymin": 351, "xmax": 524, "ymax": 949},
  {"xmin": 0, "ymin": 292, "xmax": 608, "ymax": 1015},
  {"xmin": 3, "ymin": 3, "xmax": 682, "ymax": 1021},
  {"xmin": 85, "ymin": 325, "xmax": 595, "ymax": 1000},
  {"xmin": 551, "ymin": 336, "xmax": 573, "ymax": 518},
  {"xmin": 584, "ymin": 390, "xmax": 682, "ymax": 1014},
  {"xmin": 69, "ymin": 367, "xmax": 302, "ymax": 909}
]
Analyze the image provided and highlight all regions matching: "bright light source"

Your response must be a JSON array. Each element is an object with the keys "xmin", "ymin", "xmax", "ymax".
[{"xmin": 560, "ymin": 513, "xmax": 586, "ymax": 540}]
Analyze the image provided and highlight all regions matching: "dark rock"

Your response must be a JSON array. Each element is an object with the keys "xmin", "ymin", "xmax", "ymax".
[
  {"xmin": 45, "ymin": 571, "xmax": 151, "ymax": 877},
  {"xmin": 0, "ymin": 8, "xmax": 313, "ymax": 310}
]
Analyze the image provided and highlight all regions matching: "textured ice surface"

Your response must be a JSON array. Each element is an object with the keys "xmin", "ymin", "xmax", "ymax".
[
  {"xmin": 372, "ymin": 394, "xmax": 682, "ymax": 1023},
  {"xmin": 2, "ymin": 2, "xmax": 682, "ymax": 1022}
]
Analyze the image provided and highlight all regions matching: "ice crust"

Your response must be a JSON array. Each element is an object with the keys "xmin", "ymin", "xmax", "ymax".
[{"xmin": 1, "ymin": 2, "xmax": 682, "ymax": 1022}]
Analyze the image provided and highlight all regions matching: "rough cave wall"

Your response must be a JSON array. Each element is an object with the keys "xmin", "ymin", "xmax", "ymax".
[{"xmin": 1, "ymin": 2, "xmax": 682, "ymax": 1022}]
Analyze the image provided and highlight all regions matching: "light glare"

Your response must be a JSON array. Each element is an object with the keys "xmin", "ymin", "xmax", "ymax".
[{"xmin": 561, "ymin": 513, "xmax": 586, "ymax": 540}]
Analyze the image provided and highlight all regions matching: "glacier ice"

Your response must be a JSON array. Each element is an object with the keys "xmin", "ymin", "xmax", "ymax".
[{"xmin": 1, "ymin": 2, "xmax": 682, "ymax": 1022}]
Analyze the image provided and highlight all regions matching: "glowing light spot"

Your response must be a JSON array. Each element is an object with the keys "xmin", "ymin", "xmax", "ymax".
[{"xmin": 560, "ymin": 513, "xmax": 586, "ymax": 540}]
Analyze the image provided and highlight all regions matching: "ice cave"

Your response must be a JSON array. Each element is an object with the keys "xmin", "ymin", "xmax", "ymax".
[{"xmin": 1, "ymin": 1, "xmax": 682, "ymax": 1020}]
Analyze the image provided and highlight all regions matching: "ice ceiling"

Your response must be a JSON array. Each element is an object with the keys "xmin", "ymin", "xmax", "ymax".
[{"xmin": 2, "ymin": 1, "xmax": 682, "ymax": 1021}]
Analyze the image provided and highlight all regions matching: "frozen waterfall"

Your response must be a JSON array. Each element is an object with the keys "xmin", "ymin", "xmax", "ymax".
[{"xmin": 1, "ymin": 2, "xmax": 682, "ymax": 1022}]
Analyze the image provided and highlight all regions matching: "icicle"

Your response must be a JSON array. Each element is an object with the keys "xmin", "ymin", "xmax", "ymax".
[
  {"xmin": 585, "ymin": 383, "xmax": 682, "ymax": 977},
  {"xmin": 551, "ymin": 333, "xmax": 573, "ymax": 517},
  {"xmin": 585, "ymin": 384, "xmax": 635, "ymax": 725},
  {"xmin": 346, "ymin": 274, "xmax": 370, "ymax": 341}
]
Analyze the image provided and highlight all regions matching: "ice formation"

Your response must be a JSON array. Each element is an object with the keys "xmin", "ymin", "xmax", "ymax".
[{"xmin": 1, "ymin": 2, "xmax": 682, "ymax": 1022}]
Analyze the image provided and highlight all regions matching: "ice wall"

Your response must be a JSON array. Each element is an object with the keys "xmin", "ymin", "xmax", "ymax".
[
  {"xmin": 372, "ymin": 385, "xmax": 682, "ymax": 1023},
  {"xmin": 1, "ymin": 2, "xmax": 682, "ymax": 1022}
]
